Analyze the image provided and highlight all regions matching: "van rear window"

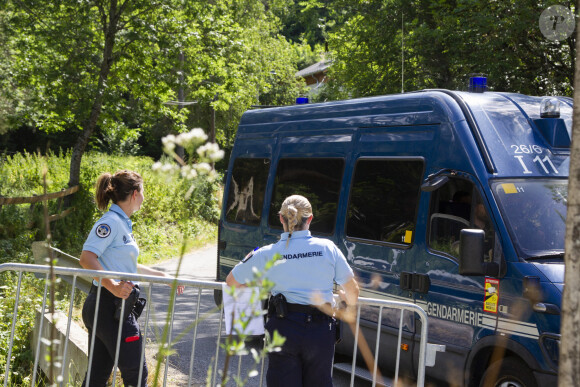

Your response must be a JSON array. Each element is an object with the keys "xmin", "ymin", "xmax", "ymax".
[
  {"xmin": 225, "ymin": 157, "xmax": 270, "ymax": 226},
  {"xmin": 346, "ymin": 159, "xmax": 423, "ymax": 245},
  {"xmin": 269, "ymin": 158, "xmax": 345, "ymax": 234}
]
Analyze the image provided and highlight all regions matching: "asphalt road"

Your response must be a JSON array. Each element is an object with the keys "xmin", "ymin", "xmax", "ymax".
[{"xmin": 145, "ymin": 244, "xmax": 370, "ymax": 387}]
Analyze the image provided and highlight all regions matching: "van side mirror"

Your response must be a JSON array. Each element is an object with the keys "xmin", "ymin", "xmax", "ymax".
[{"xmin": 459, "ymin": 229, "xmax": 499, "ymax": 277}]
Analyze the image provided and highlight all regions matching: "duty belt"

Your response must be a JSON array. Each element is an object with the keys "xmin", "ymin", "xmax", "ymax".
[
  {"xmin": 286, "ymin": 302, "xmax": 328, "ymax": 316},
  {"xmin": 89, "ymin": 284, "xmax": 115, "ymax": 298}
]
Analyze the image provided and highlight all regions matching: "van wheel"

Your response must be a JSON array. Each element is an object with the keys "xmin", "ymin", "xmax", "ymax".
[{"xmin": 479, "ymin": 357, "xmax": 537, "ymax": 387}]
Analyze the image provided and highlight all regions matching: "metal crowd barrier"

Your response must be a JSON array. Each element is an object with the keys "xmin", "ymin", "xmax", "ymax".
[{"xmin": 0, "ymin": 263, "xmax": 434, "ymax": 387}]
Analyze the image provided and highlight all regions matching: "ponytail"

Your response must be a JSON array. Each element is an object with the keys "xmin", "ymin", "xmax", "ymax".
[
  {"xmin": 94, "ymin": 170, "xmax": 143, "ymax": 211},
  {"xmin": 95, "ymin": 173, "xmax": 114, "ymax": 211}
]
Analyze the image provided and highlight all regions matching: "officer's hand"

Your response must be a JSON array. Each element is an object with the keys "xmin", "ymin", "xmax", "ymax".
[
  {"xmin": 175, "ymin": 284, "xmax": 185, "ymax": 295},
  {"xmin": 112, "ymin": 280, "xmax": 134, "ymax": 299},
  {"xmin": 161, "ymin": 283, "xmax": 185, "ymax": 295},
  {"xmin": 161, "ymin": 272, "xmax": 185, "ymax": 295}
]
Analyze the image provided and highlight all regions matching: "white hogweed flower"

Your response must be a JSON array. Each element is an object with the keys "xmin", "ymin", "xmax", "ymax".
[
  {"xmin": 177, "ymin": 128, "xmax": 208, "ymax": 151},
  {"xmin": 161, "ymin": 134, "xmax": 176, "ymax": 152},
  {"xmin": 161, "ymin": 163, "xmax": 178, "ymax": 173},
  {"xmin": 155, "ymin": 129, "xmax": 224, "ymax": 184},
  {"xmin": 180, "ymin": 165, "xmax": 198, "ymax": 180},
  {"xmin": 195, "ymin": 162, "xmax": 212, "ymax": 175},
  {"xmin": 197, "ymin": 143, "xmax": 225, "ymax": 162}
]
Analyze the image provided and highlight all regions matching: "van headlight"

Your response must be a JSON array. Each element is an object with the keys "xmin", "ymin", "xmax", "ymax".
[{"xmin": 540, "ymin": 333, "xmax": 560, "ymax": 369}]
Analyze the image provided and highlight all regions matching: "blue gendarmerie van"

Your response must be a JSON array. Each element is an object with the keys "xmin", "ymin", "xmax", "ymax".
[{"xmin": 216, "ymin": 80, "xmax": 571, "ymax": 387}]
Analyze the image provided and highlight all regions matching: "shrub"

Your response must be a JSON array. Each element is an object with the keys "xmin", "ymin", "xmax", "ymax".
[{"xmin": 0, "ymin": 150, "xmax": 220, "ymax": 263}]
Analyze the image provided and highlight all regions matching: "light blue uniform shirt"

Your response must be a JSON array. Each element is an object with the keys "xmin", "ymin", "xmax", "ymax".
[
  {"xmin": 231, "ymin": 230, "xmax": 354, "ymax": 306},
  {"xmin": 83, "ymin": 204, "xmax": 139, "ymax": 284}
]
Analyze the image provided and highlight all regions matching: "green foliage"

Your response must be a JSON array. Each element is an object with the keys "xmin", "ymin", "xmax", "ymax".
[
  {"xmin": 92, "ymin": 125, "xmax": 142, "ymax": 156},
  {"xmin": 3, "ymin": 0, "xmax": 178, "ymax": 135},
  {"xmin": 275, "ymin": 0, "xmax": 334, "ymax": 47},
  {"xmin": 1, "ymin": 0, "xmax": 305, "ymax": 163},
  {"xmin": 0, "ymin": 272, "xmax": 75, "ymax": 387},
  {"xmin": 0, "ymin": 206, "xmax": 36, "ymax": 265},
  {"xmin": 0, "ymin": 151, "xmax": 70, "ymax": 196},
  {"xmin": 0, "ymin": 150, "xmax": 71, "ymax": 263},
  {"xmin": 0, "ymin": 0, "xmax": 576, "ymax": 163},
  {"xmin": 81, "ymin": 152, "xmax": 220, "ymax": 263},
  {"xmin": 133, "ymin": 172, "xmax": 220, "ymax": 264},
  {"xmin": 292, "ymin": 40, "xmax": 326, "ymax": 71},
  {"xmin": 170, "ymin": 0, "xmax": 307, "ymax": 143},
  {"xmin": 0, "ymin": 8, "xmax": 22, "ymax": 136},
  {"xmin": 0, "ymin": 151, "xmax": 220, "ymax": 265},
  {"xmin": 326, "ymin": 0, "xmax": 575, "ymax": 97},
  {"xmin": 0, "ymin": 274, "xmax": 36, "ymax": 387}
]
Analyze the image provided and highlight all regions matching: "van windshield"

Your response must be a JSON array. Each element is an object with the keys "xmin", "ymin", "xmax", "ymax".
[{"xmin": 492, "ymin": 179, "xmax": 567, "ymax": 259}]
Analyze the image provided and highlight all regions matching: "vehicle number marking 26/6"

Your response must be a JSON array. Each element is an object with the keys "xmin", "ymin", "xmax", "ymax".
[
  {"xmin": 514, "ymin": 155, "xmax": 559, "ymax": 174},
  {"xmin": 511, "ymin": 145, "xmax": 543, "ymax": 154}
]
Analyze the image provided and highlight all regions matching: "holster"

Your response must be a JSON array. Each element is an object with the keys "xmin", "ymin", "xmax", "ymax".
[
  {"xmin": 268, "ymin": 293, "xmax": 288, "ymax": 318},
  {"xmin": 262, "ymin": 296, "xmax": 270, "ymax": 325},
  {"xmin": 114, "ymin": 284, "xmax": 146, "ymax": 321}
]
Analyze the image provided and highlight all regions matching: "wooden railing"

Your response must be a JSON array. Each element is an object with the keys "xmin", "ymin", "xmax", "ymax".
[{"xmin": 0, "ymin": 185, "xmax": 79, "ymax": 226}]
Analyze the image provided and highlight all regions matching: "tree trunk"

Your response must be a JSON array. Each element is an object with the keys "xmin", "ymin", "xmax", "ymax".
[
  {"xmin": 559, "ymin": 2, "xmax": 580, "ymax": 385},
  {"xmin": 67, "ymin": 0, "xmax": 121, "ymax": 191}
]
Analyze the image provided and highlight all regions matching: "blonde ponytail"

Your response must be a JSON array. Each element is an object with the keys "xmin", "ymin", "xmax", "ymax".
[{"xmin": 279, "ymin": 195, "xmax": 313, "ymax": 247}]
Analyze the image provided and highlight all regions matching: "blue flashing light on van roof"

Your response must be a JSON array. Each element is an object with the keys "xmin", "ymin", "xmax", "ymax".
[
  {"xmin": 540, "ymin": 97, "xmax": 561, "ymax": 118},
  {"xmin": 535, "ymin": 97, "xmax": 570, "ymax": 147},
  {"xmin": 296, "ymin": 96, "xmax": 309, "ymax": 104},
  {"xmin": 469, "ymin": 75, "xmax": 487, "ymax": 93}
]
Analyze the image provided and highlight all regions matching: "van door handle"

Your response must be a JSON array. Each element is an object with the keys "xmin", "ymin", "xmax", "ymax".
[{"xmin": 400, "ymin": 272, "xmax": 431, "ymax": 293}]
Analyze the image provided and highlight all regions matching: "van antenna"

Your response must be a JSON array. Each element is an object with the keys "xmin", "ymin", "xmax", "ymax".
[{"xmin": 401, "ymin": 11, "xmax": 404, "ymax": 93}]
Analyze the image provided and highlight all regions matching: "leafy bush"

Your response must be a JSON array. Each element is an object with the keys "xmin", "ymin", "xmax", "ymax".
[
  {"xmin": 0, "ymin": 150, "xmax": 220, "ymax": 263},
  {"xmin": 0, "ymin": 274, "xmax": 36, "ymax": 387},
  {"xmin": 0, "ymin": 206, "xmax": 36, "ymax": 265},
  {"xmin": 0, "ymin": 150, "xmax": 71, "ymax": 196},
  {"xmin": 0, "ymin": 272, "xmax": 80, "ymax": 387}
]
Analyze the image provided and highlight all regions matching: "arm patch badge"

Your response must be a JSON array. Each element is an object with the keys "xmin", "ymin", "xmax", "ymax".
[
  {"xmin": 242, "ymin": 247, "xmax": 259, "ymax": 263},
  {"xmin": 96, "ymin": 224, "xmax": 112, "ymax": 238}
]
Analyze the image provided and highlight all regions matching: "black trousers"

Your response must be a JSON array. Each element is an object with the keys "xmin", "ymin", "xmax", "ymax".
[
  {"xmin": 265, "ymin": 312, "xmax": 336, "ymax": 387},
  {"xmin": 81, "ymin": 286, "xmax": 148, "ymax": 387}
]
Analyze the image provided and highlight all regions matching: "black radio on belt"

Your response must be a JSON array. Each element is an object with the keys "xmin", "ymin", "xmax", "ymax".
[
  {"xmin": 270, "ymin": 293, "xmax": 288, "ymax": 318},
  {"xmin": 114, "ymin": 284, "xmax": 146, "ymax": 321}
]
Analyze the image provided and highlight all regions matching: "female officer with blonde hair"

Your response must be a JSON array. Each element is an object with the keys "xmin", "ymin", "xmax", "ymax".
[{"xmin": 226, "ymin": 194, "xmax": 359, "ymax": 387}]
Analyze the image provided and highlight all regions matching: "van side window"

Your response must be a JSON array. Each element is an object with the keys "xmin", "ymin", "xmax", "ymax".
[
  {"xmin": 346, "ymin": 159, "xmax": 423, "ymax": 245},
  {"xmin": 225, "ymin": 157, "xmax": 270, "ymax": 226},
  {"xmin": 269, "ymin": 158, "xmax": 344, "ymax": 234},
  {"xmin": 428, "ymin": 178, "xmax": 496, "ymax": 260}
]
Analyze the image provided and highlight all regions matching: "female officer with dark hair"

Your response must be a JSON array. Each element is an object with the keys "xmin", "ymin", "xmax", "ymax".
[
  {"xmin": 226, "ymin": 194, "xmax": 359, "ymax": 387},
  {"xmin": 79, "ymin": 170, "xmax": 184, "ymax": 387}
]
